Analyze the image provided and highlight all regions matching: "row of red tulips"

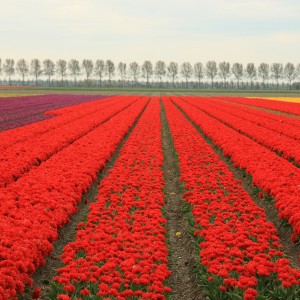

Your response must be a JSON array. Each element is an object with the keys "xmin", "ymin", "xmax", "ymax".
[
  {"xmin": 163, "ymin": 97, "xmax": 300, "ymax": 299},
  {"xmin": 0, "ymin": 97, "xmax": 148, "ymax": 299},
  {"xmin": 210, "ymin": 97, "xmax": 300, "ymax": 140},
  {"xmin": 51, "ymin": 98, "xmax": 171, "ymax": 299},
  {"xmin": 217, "ymin": 96, "xmax": 300, "ymax": 116},
  {"xmin": 0, "ymin": 96, "xmax": 138, "ymax": 188},
  {"xmin": 173, "ymin": 96, "xmax": 300, "ymax": 244},
  {"xmin": 183, "ymin": 96, "xmax": 300, "ymax": 165}
]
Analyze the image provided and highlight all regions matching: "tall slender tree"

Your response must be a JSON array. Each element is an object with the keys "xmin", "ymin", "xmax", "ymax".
[
  {"xmin": 180, "ymin": 62, "xmax": 193, "ymax": 88},
  {"xmin": 297, "ymin": 63, "xmax": 300, "ymax": 80},
  {"xmin": 94, "ymin": 60, "xmax": 105, "ymax": 86},
  {"xmin": 30, "ymin": 59, "xmax": 43, "ymax": 85},
  {"xmin": 129, "ymin": 61, "xmax": 140, "ymax": 85},
  {"xmin": 3, "ymin": 59, "xmax": 15, "ymax": 85},
  {"xmin": 167, "ymin": 62, "xmax": 178, "ymax": 87},
  {"xmin": 194, "ymin": 62, "xmax": 204, "ymax": 88},
  {"xmin": 56, "ymin": 59, "xmax": 67, "ymax": 86},
  {"xmin": 43, "ymin": 59, "xmax": 55, "ymax": 86},
  {"xmin": 105, "ymin": 60, "xmax": 115, "ymax": 85},
  {"xmin": 142, "ymin": 60, "xmax": 153, "ymax": 86},
  {"xmin": 284, "ymin": 62, "xmax": 296, "ymax": 88},
  {"xmin": 270, "ymin": 63, "xmax": 283, "ymax": 89},
  {"xmin": 218, "ymin": 62, "xmax": 230, "ymax": 88},
  {"xmin": 232, "ymin": 63, "xmax": 243, "ymax": 88},
  {"xmin": 118, "ymin": 62, "xmax": 127, "ymax": 87},
  {"xmin": 68, "ymin": 59, "xmax": 81, "ymax": 86},
  {"xmin": 82, "ymin": 59, "xmax": 94, "ymax": 84},
  {"xmin": 258, "ymin": 63, "xmax": 270, "ymax": 87},
  {"xmin": 246, "ymin": 63, "xmax": 256, "ymax": 86},
  {"xmin": 154, "ymin": 60, "xmax": 166, "ymax": 87},
  {"xmin": 16, "ymin": 59, "xmax": 29, "ymax": 85},
  {"xmin": 205, "ymin": 60, "xmax": 218, "ymax": 88}
]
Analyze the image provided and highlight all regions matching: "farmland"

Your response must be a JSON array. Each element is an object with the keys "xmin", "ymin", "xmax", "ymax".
[{"xmin": 0, "ymin": 94, "xmax": 299, "ymax": 299}]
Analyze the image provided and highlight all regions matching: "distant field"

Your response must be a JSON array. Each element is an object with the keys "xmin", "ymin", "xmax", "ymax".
[
  {"xmin": 261, "ymin": 97, "xmax": 300, "ymax": 103},
  {"xmin": 1, "ymin": 86, "xmax": 300, "ymax": 97},
  {"xmin": 0, "ymin": 93, "xmax": 42, "ymax": 97}
]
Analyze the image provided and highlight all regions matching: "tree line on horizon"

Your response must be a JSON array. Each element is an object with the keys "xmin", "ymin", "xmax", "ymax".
[{"xmin": 0, "ymin": 58, "xmax": 300, "ymax": 89}]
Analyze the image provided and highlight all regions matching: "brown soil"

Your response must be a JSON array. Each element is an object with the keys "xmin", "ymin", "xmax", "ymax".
[
  {"xmin": 19, "ymin": 100, "xmax": 149, "ymax": 300},
  {"xmin": 173, "ymin": 100, "xmax": 300, "ymax": 270},
  {"xmin": 160, "ymin": 101, "xmax": 206, "ymax": 300}
]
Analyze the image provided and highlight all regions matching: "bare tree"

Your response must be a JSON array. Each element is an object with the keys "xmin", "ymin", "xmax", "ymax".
[
  {"xmin": 68, "ymin": 59, "xmax": 81, "ymax": 86},
  {"xmin": 56, "ymin": 59, "xmax": 67, "ymax": 86},
  {"xmin": 94, "ymin": 60, "xmax": 105, "ymax": 86},
  {"xmin": 218, "ymin": 62, "xmax": 230, "ymax": 88},
  {"xmin": 118, "ymin": 62, "xmax": 127, "ymax": 87},
  {"xmin": 297, "ymin": 63, "xmax": 300, "ymax": 80},
  {"xmin": 105, "ymin": 60, "xmax": 115, "ymax": 85},
  {"xmin": 16, "ymin": 59, "xmax": 29, "ymax": 85},
  {"xmin": 258, "ymin": 63, "xmax": 270, "ymax": 87},
  {"xmin": 154, "ymin": 60, "xmax": 166, "ymax": 87},
  {"xmin": 142, "ymin": 60, "xmax": 153, "ymax": 86},
  {"xmin": 206, "ymin": 60, "xmax": 218, "ymax": 88},
  {"xmin": 232, "ymin": 63, "xmax": 243, "ymax": 88},
  {"xmin": 284, "ymin": 62, "xmax": 296, "ymax": 88},
  {"xmin": 270, "ymin": 63, "xmax": 283, "ymax": 89},
  {"xmin": 129, "ymin": 61, "xmax": 140, "ymax": 84},
  {"xmin": 3, "ymin": 59, "xmax": 15, "ymax": 85},
  {"xmin": 82, "ymin": 59, "xmax": 94, "ymax": 84},
  {"xmin": 180, "ymin": 62, "xmax": 193, "ymax": 88},
  {"xmin": 246, "ymin": 63, "xmax": 257, "ymax": 86},
  {"xmin": 167, "ymin": 62, "xmax": 178, "ymax": 87},
  {"xmin": 194, "ymin": 62, "xmax": 204, "ymax": 89},
  {"xmin": 43, "ymin": 59, "xmax": 55, "ymax": 86},
  {"xmin": 30, "ymin": 59, "xmax": 43, "ymax": 85},
  {"xmin": 0, "ymin": 59, "xmax": 2, "ymax": 78}
]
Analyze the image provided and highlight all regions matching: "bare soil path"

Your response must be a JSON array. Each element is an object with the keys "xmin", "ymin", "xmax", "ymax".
[{"xmin": 160, "ymin": 100, "xmax": 206, "ymax": 300}]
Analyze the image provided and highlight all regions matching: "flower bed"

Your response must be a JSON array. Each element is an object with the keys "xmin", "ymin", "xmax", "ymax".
[
  {"xmin": 51, "ymin": 98, "xmax": 172, "ymax": 299},
  {"xmin": 0, "ymin": 94, "xmax": 110, "ymax": 131},
  {"xmin": 183, "ymin": 96, "xmax": 300, "ymax": 165},
  {"xmin": 216, "ymin": 96, "xmax": 300, "ymax": 116},
  {"xmin": 173, "ymin": 96, "xmax": 300, "ymax": 244},
  {"xmin": 0, "ymin": 97, "xmax": 148, "ymax": 299},
  {"xmin": 0, "ymin": 96, "xmax": 117, "ymax": 151},
  {"xmin": 193, "ymin": 96, "xmax": 300, "ymax": 140},
  {"xmin": 164, "ymin": 97, "xmax": 300, "ymax": 299},
  {"xmin": 0, "ymin": 96, "xmax": 139, "ymax": 188}
]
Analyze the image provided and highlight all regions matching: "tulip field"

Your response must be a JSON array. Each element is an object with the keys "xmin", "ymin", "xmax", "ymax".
[{"xmin": 0, "ymin": 94, "xmax": 299, "ymax": 299}]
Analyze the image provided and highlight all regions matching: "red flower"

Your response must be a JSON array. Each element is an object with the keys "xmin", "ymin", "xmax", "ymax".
[
  {"xmin": 258, "ymin": 192, "xmax": 264, "ymax": 199},
  {"xmin": 31, "ymin": 287, "xmax": 41, "ymax": 299}
]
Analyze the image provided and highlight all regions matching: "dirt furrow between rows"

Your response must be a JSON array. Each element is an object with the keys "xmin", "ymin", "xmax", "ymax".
[{"xmin": 160, "ymin": 100, "xmax": 205, "ymax": 300}]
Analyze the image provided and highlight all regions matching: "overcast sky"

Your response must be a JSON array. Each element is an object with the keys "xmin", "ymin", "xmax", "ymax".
[{"xmin": 1, "ymin": 0, "xmax": 300, "ymax": 64}]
